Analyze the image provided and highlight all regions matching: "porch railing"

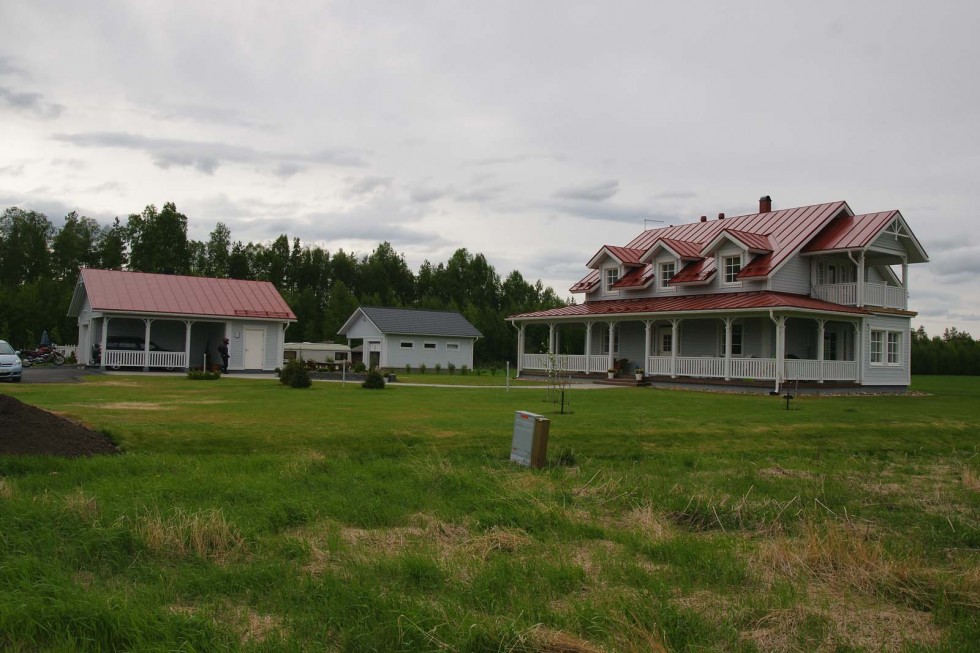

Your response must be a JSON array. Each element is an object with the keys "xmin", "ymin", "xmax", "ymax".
[
  {"xmin": 103, "ymin": 350, "xmax": 187, "ymax": 369},
  {"xmin": 521, "ymin": 353, "xmax": 858, "ymax": 383},
  {"xmin": 814, "ymin": 282, "xmax": 906, "ymax": 310}
]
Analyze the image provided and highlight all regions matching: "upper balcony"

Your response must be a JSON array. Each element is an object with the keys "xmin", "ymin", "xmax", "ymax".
[{"xmin": 813, "ymin": 282, "xmax": 907, "ymax": 310}]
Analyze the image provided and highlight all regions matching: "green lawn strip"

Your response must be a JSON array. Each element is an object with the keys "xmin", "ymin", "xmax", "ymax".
[{"xmin": 0, "ymin": 375, "xmax": 978, "ymax": 650}]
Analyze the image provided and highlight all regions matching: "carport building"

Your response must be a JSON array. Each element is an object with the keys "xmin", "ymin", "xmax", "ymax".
[{"xmin": 68, "ymin": 268, "xmax": 296, "ymax": 372}]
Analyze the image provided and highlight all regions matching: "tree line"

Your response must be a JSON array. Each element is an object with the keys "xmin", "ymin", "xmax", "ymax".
[
  {"xmin": 0, "ymin": 204, "xmax": 566, "ymax": 365},
  {"xmin": 911, "ymin": 326, "xmax": 980, "ymax": 375}
]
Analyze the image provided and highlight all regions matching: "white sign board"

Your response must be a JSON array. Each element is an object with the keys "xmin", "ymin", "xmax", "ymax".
[{"xmin": 511, "ymin": 410, "xmax": 548, "ymax": 467}]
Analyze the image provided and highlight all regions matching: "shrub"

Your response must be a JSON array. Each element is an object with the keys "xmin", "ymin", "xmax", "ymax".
[
  {"xmin": 435, "ymin": 363, "xmax": 442, "ymax": 375},
  {"xmin": 419, "ymin": 363, "xmax": 426, "ymax": 374},
  {"xmin": 555, "ymin": 446, "xmax": 577, "ymax": 467},
  {"xmin": 447, "ymin": 362, "xmax": 456, "ymax": 375},
  {"xmin": 490, "ymin": 365, "xmax": 498, "ymax": 376},
  {"xmin": 476, "ymin": 367, "xmax": 483, "ymax": 376},
  {"xmin": 405, "ymin": 364, "xmax": 412, "ymax": 375},
  {"xmin": 362, "ymin": 369, "xmax": 386, "ymax": 389},
  {"xmin": 280, "ymin": 359, "xmax": 312, "ymax": 388},
  {"xmin": 354, "ymin": 362, "xmax": 366, "ymax": 373},
  {"xmin": 461, "ymin": 365, "xmax": 468, "ymax": 375},
  {"xmin": 187, "ymin": 370, "xmax": 221, "ymax": 381}
]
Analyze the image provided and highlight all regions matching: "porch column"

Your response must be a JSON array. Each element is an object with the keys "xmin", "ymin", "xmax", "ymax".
[
  {"xmin": 643, "ymin": 320, "xmax": 653, "ymax": 374},
  {"xmin": 584, "ymin": 322, "xmax": 593, "ymax": 365},
  {"xmin": 901, "ymin": 258, "xmax": 909, "ymax": 310},
  {"xmin": 670, "ymin": 318, "xmax": 680, "ymax": 378},
  {"xmin": 772, "ymin": 314, "xmax": 786, "ymax": 394},
  {"xmin": 853, "ymin": 321, "xmax": 863, "ymax": 385},
  {"xmin": 857, "ymin": 251, "xmax": 865, "ymax": 307},
  {"xmin": 554, "ymin": 325, "xmax": 561, "ymax": 355},
  {"xmin": 142, "ymin": 319, "xmax": 153, "ymax": 372},
  {"xmin": 606, "ymin": 321, "xmax": 616, "ymax": 373},
  {"xmin": 99, "ymin": 316, "xmax": 110, "ymax": 371},
  {"xmin": 516, "ymin": 324, "xmax": 525, "ymax": 375},
  {"xmin": 723, "ymin": 317, "xmax": 734, "ymax": 381},
  {"xmin": 184, "ymin": 320, "xmax": 194, "ymax": 371},
  {"xmin": 548, "ymin": 323, "xmax": 556, "ymax": 354},
  {"xmin": 816, "ymin": 319, "xmax": 826, "ymax": 384}
]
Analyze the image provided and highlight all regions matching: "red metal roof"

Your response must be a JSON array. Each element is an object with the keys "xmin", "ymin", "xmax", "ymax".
[
  {"xmin": 589, "ymin": 245, "xmax": 646, "ymax": 267},
  {"xmin": 670, "ymin": 258, "xmax": 716, "ymax": 284},
  {"xmin": 509, "ymin": 291, "xmax": 869, "ymax": 320},
  {"xmin": 78, "ymin": 269, "xmax": 296, "ymax": 320},
  {"xmin": 570, "ymin": 270, "xmax": 600, "ymax": 293},
  {"xmin": 611, "ymin": 264, "xmax": 655, "ymax": 289},
  {"xmin": 802, "ymin": 211, "xmax": 898, "ymax": 253},
  {"xmin": 719, "ymin": 229, "xmax": 774, "ymax": 253},
  {"xmin": 657, "ymin": 238, "xmax": 703, "ymax": 259},
  {"xmin": 624, "ymin": 201, "xmax": 848, "ymax": 279}
]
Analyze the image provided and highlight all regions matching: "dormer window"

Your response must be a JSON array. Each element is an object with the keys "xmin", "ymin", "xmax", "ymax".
[
  {"xmin": 723, "ymin": 255, "xmax": 742, "ymax": 284},
  {"xmin": 659, "ymin": 262, "xmax": 675, "ymax": 289},
  {"xmin": 605, "ymin": 267, "xmax": 620, "ymax": 291}
]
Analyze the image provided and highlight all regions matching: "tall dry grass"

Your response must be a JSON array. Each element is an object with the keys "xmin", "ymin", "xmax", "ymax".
[{"xmin": 135, "ymin": 508, "xmax": 246, "ymax": 562}]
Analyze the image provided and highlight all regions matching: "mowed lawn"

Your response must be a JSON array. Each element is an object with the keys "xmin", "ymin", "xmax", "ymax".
[{"xmin": 1, "ymin": 376, "xmax": 978, "ymax": 652}]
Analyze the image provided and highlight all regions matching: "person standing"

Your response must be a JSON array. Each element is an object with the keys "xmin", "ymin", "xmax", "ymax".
[{"xmin": 218, "ymin": 337, "xmax": 230, "ymax": 373}]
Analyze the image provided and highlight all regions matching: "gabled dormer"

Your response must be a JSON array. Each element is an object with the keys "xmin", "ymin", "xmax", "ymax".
[
  {"xmin": 586, "ymin": 245, "xmax": 646, "ymax": 296},
  {"xmin": 699, "ymin": 229, "xmax": 776, "ymax": 286},
  {"xmin": 639, "ymin": 238, "xmax": 703, "ymax": 292}
]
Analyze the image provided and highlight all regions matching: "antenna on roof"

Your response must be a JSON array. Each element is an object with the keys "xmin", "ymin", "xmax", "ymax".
[{"xmin": 644, "ymin": 218, "xmax": 664, "ymax": 230}]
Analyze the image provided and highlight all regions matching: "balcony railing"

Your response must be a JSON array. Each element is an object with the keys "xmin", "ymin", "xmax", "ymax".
[{"xmin": 814, "ymin": 282, "xmax": 906, "ymax": 310}]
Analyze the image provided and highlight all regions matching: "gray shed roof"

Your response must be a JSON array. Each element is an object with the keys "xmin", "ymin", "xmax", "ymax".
[{"xmin": 348, "ymin": 306, "xmax": 482, "ymax": 338}]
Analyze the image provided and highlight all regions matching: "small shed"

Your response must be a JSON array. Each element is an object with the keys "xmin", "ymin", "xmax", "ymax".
[
  {"xmin": 338, "ymin": 307, "xmax": 482, "ymax": 370},
  {"xmin": 68, "ymin": 268, "xmax": 296, "ymax": 372}
]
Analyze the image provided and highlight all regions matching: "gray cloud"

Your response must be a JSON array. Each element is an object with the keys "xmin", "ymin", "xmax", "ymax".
[
  {"xmin": 54, "ymin": 131, "xmax": 368, "ymax": 175},
  {"xmin": 553, "ymin": 179, "xmax": 620, "ymax": 202},
  {"xmin": 0, "ymin": 163, "xmax": 25, "ymax": 176},
  {"xmin": 464, "ymin": 153, "xmax": 566, "ymax": 167},
  {"xmin": 653, "ymin": 190, "xmax": 698, "ymax": 200},
  {"xmin": 454, "ymin": 184, "xmax": 509, "ymax": 203},
  {"xmin": 0, "ymin": 86, "xmax": 64, "ymax": 119},
  {"xmin": 925, "ymin": 249, "xmax": 980, "ymax": 280},
  {"xmin": 346, "ymin": 176, "xmax": 393, "ymax": 197},
  {"xmin": 549, "ymin": 199, "xmax": 670, "ymax": 226},
  {"xmin": 149, "ymin": 101, "xmax": 274, "ymax": 130},
  {"xmin": 410, "ymin": 185, "xmax": 451, "ymax": 203}
]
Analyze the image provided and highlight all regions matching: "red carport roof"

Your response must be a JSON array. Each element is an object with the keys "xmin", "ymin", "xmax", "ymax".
[
  {"xmin": 76, "ymin": 268, "xmax": 296, "ymax": 320},
  {"xmin": 509, "ymin": 291, "xmax": 870, "ymax": 320}
]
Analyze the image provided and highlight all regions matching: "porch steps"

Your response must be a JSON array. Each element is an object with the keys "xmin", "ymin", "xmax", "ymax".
[{"xmin": 595, "ymin": 377, "xmax": 650, "ymax": 387}]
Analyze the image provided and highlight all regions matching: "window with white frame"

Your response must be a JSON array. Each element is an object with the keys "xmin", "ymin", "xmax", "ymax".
[
  {"xmin": 869, "ymin": 329, "xmax": 902, "ymax": 365},
  {"xmin": 723, "ymin": 255, "xmax": 742, "ymax": 284},
  {"xmin": 720, "ymin": 323, "xmax": 743, "ymax": 356},
  {"xmin": 447, "ymin": 342, "xmax": 459, "ymax": 351},
  {"xmin": 659, "ymin": 262, "xmax": 675, "ymax": 289},
  {"xmin": 605, "ymin": 267, "xmax": 620, "ymax": 291}
]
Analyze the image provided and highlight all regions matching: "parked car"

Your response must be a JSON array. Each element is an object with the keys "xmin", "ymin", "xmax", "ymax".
[
  {"xmin": 93, "ymin": 337, "xmax": 177, "ymax": 370},
  {"xmin": 0, "ymin": 339, "xmax": 24, "ymax": 383}
]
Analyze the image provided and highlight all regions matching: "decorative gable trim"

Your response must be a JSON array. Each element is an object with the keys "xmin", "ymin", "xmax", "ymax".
[{"xmin": 587, "ymin": 245, "xmax": 645, "ymax": 269}]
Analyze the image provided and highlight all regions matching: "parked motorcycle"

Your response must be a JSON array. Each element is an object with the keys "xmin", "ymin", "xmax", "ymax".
[{"xmin": 19, "ymin": 344, "xmax": 65, "ymax": 367}]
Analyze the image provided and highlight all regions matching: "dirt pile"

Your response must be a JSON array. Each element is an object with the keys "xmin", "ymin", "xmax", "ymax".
[{"xmin": 0, "ymin": 394, "xmax": 119, "ymax": 457}]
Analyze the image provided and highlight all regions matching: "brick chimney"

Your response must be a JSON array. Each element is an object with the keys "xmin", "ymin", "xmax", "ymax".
[
  {"xmin": 718, "ymin": 212, "xmax": 725, "ymax": 220},
  {"xmin": 700, "ymin": 215, "xmax": 707, "ymax": 222},
  {"xmin": 759, "ymin": 195, "xmax": 772, "ymax": 213}
]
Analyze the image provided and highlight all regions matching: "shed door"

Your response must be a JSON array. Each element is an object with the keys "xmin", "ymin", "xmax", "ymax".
[{"xmin": 244, "ymin": 328, "xmax": 265, "ymax": 369}]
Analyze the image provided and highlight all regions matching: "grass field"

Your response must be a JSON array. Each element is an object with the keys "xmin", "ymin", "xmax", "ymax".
[{"xmin": 1, "ymin": 376, "xmax": 978, "ymax": 651}]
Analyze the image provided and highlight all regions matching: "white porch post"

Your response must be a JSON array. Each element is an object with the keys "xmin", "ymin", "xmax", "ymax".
[
  {"xmin": 606, "ymin": 321, "xmax": 616, "ymax": 372},
  {"xmin": 670, "ymin": 318, "xmax": 680, "ymax": 378},
  {"xmin": 723, "ymin": 317, "xmax": 733, "ymax": 381},
  {"xmin": 854, "ymin": 321, "xmax": 864, "ymax": 385},
  {"xmin": 548, "ymin": 323, "xmax": 555, "ymax": 354},
  {"xmin": 901, "ymin": 258, "xmax": 909, "ymax": 310},
  {"xmin": 584, "ymin": 322, "xmax": 593, "ymax": 365},
  {"xmin": 643, "ymin": 320, "xmax": 652, "ymax": 374},
  {"xmin": 857, "ymin": 251, "xmax": 865, "ymax": 308},
  {"xmin": 184, "ymin": 320, "xmax": 194, "ymax": 371},
  {"xmin": 554, "ymin": 325, "xmax": 560, "ymax": 355},
  {"xmin": 816, "ymin": 319, "xmax": 826, "ymax": 384},
  {"xmin": 99, "ymin": 316, "xmax": 110, "ymax": 371},
  {"xmin": 773, "ymin": 314, "xmax": 786, "ymax": 394},
  {"xmin": 517, "ymin": 324, "xmax": 525, "ymax": 375},
  {"xmin": 142, "ymin": 319, "xmax": 153, "ymax": 371}
]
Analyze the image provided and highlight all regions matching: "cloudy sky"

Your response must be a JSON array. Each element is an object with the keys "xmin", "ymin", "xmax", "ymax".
[{"xmin": 2, "ymin": 1, "xmax": 978, "ymax": 335}]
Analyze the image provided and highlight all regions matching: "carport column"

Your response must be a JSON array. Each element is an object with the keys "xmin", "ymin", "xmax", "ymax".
[
  {"xmin": 142, "ymin": 319, "xmax": 153, "ymax": 372},
  {"xmin": 723, "ymin": 317, "xmax": 734, "ymax": 381},
  {"xmin": 606, "ymin": 321, "xmax": 616, "ymax": 373},
  {"xmin": 643, "ymin": 320, "xmax": 653, "ymax": 374},
  {"xmin": 816, "ymin": 319, "xmax": 826, "ymax": 384},
  {"xmin": 99, "ymin": 316, "xmax": 110, "ymax": 371},
  {"xmin": 670, "ymin": 318, "xmax": 680, "ymax": 378},
  {"xmin": 183, "ymin": 321, "xmax": 194, "ymax": 371}
]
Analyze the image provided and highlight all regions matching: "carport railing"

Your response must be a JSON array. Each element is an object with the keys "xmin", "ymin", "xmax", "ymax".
[{"xmin": 103, "ymin": 350, "xmax": 187, "ymax": 369}]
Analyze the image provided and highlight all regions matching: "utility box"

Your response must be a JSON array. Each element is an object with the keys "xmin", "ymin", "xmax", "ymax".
[{"xmin": 511, "ymin": 410, "xmax": 550, "ymax": 468}]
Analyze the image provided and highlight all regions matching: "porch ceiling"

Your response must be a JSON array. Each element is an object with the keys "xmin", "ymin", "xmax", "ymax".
[{"xmin": 508, "ymin": 291, "xmax": 870, "ymax": 322}]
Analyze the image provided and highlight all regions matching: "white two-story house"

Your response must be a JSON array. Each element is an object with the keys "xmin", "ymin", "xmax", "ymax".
[{"xmin": 508, "ymin": 196, "xmax": 929, "ymax": 392}]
